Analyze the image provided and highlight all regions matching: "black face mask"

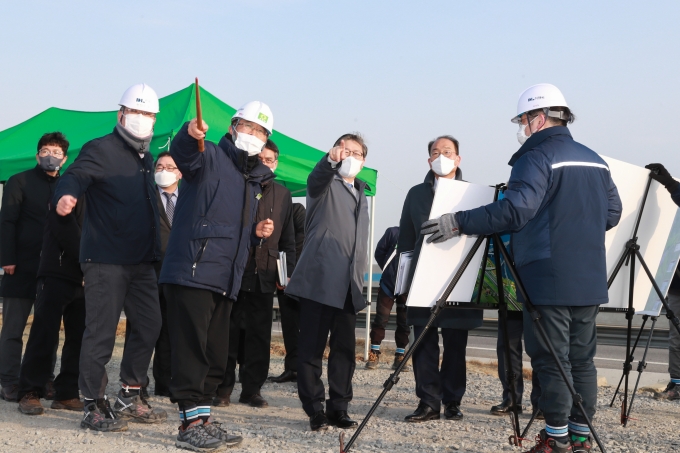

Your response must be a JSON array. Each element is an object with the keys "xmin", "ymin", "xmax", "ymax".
[{"xmin": 38, "ymin": 155, "xmax": 63, "ymax": 172}]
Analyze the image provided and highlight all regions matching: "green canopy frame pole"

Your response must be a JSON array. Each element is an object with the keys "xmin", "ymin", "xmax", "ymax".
[{"xmin": 364, "ymin": 194, "xmax": 376, "ymax": 361}]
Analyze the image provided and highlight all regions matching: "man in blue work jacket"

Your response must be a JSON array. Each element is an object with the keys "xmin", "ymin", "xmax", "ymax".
[{"xmin": 421, "ymin": 84, "xmax": 622, "ymax": 453}]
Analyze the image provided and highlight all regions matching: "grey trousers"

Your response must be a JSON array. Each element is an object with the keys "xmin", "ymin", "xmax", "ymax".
[
  {"xmin": 0, "ymin": 297, "xmax": 34, "ymax": 386},
  {"xmin": 79, "ymin": 263, "xmax": 161, "ymax": 399},
  {"xmin": 524, "ymin": 305, "xmax": 598, "ymax": 428},
  {"xmin": 668, "ymin": 289, "xmax": 680, "ymax": 379}
]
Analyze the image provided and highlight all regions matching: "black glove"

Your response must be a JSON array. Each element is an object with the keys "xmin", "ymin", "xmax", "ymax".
[{"xmin": 645, "ymin": 163, "xmax": 679, "ymax": 192}]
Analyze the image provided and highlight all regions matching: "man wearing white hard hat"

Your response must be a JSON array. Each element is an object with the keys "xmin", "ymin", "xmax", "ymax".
[
  {"xmin": 53, "ymin": 83, "xmax": 167, "ymax": 432},
  {"xmin": 420, "ymin": 84, "xmax": 622, "ymax": 453},
  {"xmin": 159, "ymin": 101, "xmax": 276, "ymax": 451}
]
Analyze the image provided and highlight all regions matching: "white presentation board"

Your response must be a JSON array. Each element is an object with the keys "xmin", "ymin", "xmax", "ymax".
[
  {"xmin": 602, "ymin": 155, "xmax": 680, "ymax": 313},
  {"xmin": 406, "ymin": 179, "xmax": 495, "ymax": 307}
]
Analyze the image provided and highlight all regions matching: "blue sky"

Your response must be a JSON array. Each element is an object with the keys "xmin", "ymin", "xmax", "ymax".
[{"xmin": 1, "ymin": 1, "xmax": 679, "ymax": 244}]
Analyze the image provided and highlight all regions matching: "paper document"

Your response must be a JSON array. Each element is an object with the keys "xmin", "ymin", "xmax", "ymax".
[
  {"xmin": 394, "ymin": 251, "xmax": 414, "ymax": 296},
  {"xmin": 277, "ymin": 251, "xmax": 288, "ymax": 286}
]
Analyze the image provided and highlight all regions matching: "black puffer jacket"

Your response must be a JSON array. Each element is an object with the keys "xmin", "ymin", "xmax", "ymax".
[
  {"xmin": 0, "ymin": 165, "xmax": 59, "ymax": 298},
  {"xmin": 37, "ymin": 200, "xmax": 85, "ymax": 285}
]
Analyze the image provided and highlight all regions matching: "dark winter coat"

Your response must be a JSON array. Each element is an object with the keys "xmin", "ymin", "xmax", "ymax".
[
  {"xmin": 37, "ymin": 200, "xmax": 85, "ymax": 285},
  {"xmin": 159, "ymin": 123, "xmax": 274, "ymax": 299},
  {"xmin": 52, "ymin": 128, "xmax": 161, "ymax": 265},
  {"xmin": 398, "ymin": 169, "xmax": 483, "ymax": 330},
  {"xmin": 240, "ymin": 181, "xmax": 296, "ymax": 294},
  {"xmin": 286, "ymin": 156, "xmax": 370, "ymax": 313},
  {"xmin": 154, "ymin": 188, "xmax": 174, "ymax": 278},
  {"xmin": 375, "ymin": 226, "xmax": 399, "ymax": 298},
  {"xmin": 456, "ymin": 126, "xmax": 622, "ymax": 307},
  {"xmin": 291, "ymin": 203, "xmax": 306, "ymax": 261},
  {"xmin": 0, "ymin": 165, "xmax": 59, "ymax": 298}
]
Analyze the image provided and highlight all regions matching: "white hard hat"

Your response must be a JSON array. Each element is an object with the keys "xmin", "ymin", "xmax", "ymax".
[
  {"xmin": 512, "ymin": 83, "xmax": 569, "ymax": 123},
  {"xmin": 232, "ymin": 101, "xmax": 274, "ymax": 135},
  {"xmin": 119, "ymin": 83, "xmax": 160, "ymax": 114}
]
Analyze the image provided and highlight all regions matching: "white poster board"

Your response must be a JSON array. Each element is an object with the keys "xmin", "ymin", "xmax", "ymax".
[
  {"xmin": 602, "ymin": 155, "xmax": 680, "ymax": 312},
  {"xmin": 406, "ymin": 179, "xmax": 495, "ymax": 307}
]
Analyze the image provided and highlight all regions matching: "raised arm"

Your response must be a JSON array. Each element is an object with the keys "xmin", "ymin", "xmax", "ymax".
[{"xmin": 53, "ymin": 143, "xmax": 104, "ymax": 215}]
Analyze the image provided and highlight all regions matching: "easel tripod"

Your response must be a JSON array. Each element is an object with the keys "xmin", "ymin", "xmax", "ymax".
[
  {"xmin": 605, "ymin": 174, "xmax": 680, "ymax": 426},
  {"xmin": 339, "ymin": 186, "xmax": 607, "ymax": 453}
]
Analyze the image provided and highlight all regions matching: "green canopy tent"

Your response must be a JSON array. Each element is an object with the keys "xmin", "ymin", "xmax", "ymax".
[{"xmin": 0, "ymin": 84, "xmax": 379, "ymax": 358}]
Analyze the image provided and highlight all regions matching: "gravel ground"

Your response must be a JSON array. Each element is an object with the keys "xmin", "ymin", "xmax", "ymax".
[{"xmin": 1, "ymin": 333, "xmax": 679, "ymax": 453}]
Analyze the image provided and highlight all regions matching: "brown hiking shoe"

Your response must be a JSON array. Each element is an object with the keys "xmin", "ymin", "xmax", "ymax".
[
  {"xmin": 0, "ymin": 384, "xmax": 19, "ymax": 402},
  {"xmin": 365, "ymin": 350, "xmax": 380, "ymax": 369},
  {"xmin": 51, "ymin": 398, "xmax": 84, "ymax": 411},
  {"xmin": 391, "ymin": 353, "xmax": 410, "ymax": 371},
  {"xmin": 653, "ymin": 381, "xmax": 680, "ymax": 400},
  {"xmin": 212, "ymin": 394, "xmax": 231, "ymax": 407},
  {"xmin": 18, "ymin": 392, "xmax": 45, "ymax": 415}
]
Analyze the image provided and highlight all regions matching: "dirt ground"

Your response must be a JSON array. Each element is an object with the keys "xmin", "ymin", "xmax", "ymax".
[{"xmin": 0, "ymin": 322, "xmax": 679, "ymax": 452}]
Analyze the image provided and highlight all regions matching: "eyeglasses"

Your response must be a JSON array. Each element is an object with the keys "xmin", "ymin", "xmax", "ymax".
[
  {"xmin": 124, "ymin": 108, "xmax": 156, "ymax": 118},
  {"xmin": 236, "ymin": 121, "xmax": 268, "ymax": 140},
  {"xmin": 344, "ymin": 150, "xmax": 365, "ymax": 161},
  {"xmin": 260, "ymin": 157, "xmax": 277, "ymax": 165},
  {"xmin": 155, "ymin": 164, "xmax": 178, "ymax": 172},
  {"xmin": 430, "ymin": 150, "xmax": 457, "ymax": 159},
  {"xmin": 38, "ymin": 148, "xmax": 64, "ymax": 158}
]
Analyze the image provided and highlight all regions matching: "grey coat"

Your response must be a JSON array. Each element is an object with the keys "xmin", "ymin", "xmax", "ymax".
[{"xmin": 285, "ymin": 155, "xmax": 370, "ymax": 313}]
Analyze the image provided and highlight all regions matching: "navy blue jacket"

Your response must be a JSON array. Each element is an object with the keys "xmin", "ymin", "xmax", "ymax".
[
  {"xmin": 158, "ymin": 123, "xmax": 273, "ymax": 299},
  {"xmin": 53, "ymin": 129, "xmax": 160, "ymax": 265},
  {"xmin": 456, "ymin": 126, "xmax": 622, "ymax": 307},
  {"xmin": 375, "ymin": 226, "xmax": 399, "ymax": 297},
  {"xmin": 399, "ymin": 169, "xmax": 483, "ymax": 330}
]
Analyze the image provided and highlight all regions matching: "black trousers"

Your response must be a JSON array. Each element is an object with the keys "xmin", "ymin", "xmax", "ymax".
[
  {"xmin": 218, "ymin": 290, "xmax": 274, "ymax": 398},
  {"xmin": 369, "ymin": 287, "xmax": 409, "ymax": 349},
  {"xmin": 152, "ymin": 286, "xmax": 172, "ymax": 394},
  {"xmin": 18, "ymin": 277, "xmax": 85, "ymax": 401},
  {"xmin": 297, "ymin": 292, "xmax": 356, "ymax": 416},
  {"xmin": 497, "ymin": 311, "xmax": 541, "ymax": 408},
  {"xmin": 412, "ymin": 325, "xmax": 468, "ymax": 412},
  {"xmin": 164, "ymin": 284, "xmax": 233, "ymax": 409},
  {"xmin": 277, "ymin": 289, "xmax": 300, "ymax": 372}
]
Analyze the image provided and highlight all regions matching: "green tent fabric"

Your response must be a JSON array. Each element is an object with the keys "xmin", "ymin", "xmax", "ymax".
[{"xmin": 0, "ymin": 85, "xmax": 377, "ymax": 196}]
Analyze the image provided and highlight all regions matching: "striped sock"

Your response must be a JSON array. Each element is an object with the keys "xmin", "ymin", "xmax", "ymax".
[
  {"xmin": 568, "ymin": 420, "xmax": 590, "ymax": 441},
  {"xmin": 197, "ymin": 405, "xmax": 211, "ymax": 423},
  {"xmin": 396, "ymin": 348, "xmax": 405, "ymax": 355},
  {"xmin": 545, "ymin": 424, "xmax": 569, "ymax": 443},
  {"xmin": 179, "ymin": 406, "xmax": 199, "ymax": 429},
  {"xmin": 371, "ymin": 344, "xmax": 380, "ymax": 351},
  {"xmin": 671, "ymin": 378, "xmax": 680, "ymax": 385}
]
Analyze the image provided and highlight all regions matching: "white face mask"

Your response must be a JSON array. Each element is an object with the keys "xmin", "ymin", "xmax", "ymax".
[
  {"xmin": 338, "ymin": 156, "xmax": 363, "ymax": 178},
  {"xmin": 154, "ymin": 170, "xmax": 177, "ymax": 188},
  {"xmin": 234, "ymin": 132, "xmax": 266, "ymax": 156},
  {"xmin": 124, "ymin": 114, "xmax": 155, "ymax": 138},
  {"xmin": 516, "ymin": 115, "xmax": 539, "ymax": 145},
  {"xmin": 430, "ymin": 155, "xmax": 458, "ymax": 177}
]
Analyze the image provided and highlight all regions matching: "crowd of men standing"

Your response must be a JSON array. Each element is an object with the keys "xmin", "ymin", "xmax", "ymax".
[{"xmin": 0, "ymin": 81, "xmax": 678, "ymax": 453}]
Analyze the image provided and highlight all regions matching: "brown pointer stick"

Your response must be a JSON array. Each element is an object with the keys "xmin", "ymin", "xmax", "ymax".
[{"xmin": 195, "ymin": 77, "xmax": 205, "ymax": 152}]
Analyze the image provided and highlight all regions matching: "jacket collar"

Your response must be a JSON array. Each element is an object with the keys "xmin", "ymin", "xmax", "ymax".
[
  {"xmin": 423, "ymin": 167, "xmax": 463, "ymax": 189},
  {"xmin": 217, "ymin": 135, "xmax": 274, "ymax": 184},
  {"xmin": 508, "ymin": 126, "xmax": 572, "ymax": 166},
  {"xmin": 33, "ymin": 164, "xmax": 60, "ymax": 181}
]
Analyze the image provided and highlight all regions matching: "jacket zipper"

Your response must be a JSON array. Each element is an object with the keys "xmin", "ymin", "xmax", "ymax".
[
  {"xmin": 192, "ymin": 238, "xmax": 209, "ymax": 277},
  {"xmin": 59, "ymin": 251, "xmax": 64, "ymax": 267}
]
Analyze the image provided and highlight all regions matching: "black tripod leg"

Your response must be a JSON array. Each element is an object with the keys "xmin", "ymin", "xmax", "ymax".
[
  {"xmin": 610, "ymin": 315, "xmax": 648, "ymax": 407},
  {"xmin": 620, "ymin": 252, "xmax": 636, "ymax": 424},
  {"xmin": 624, "ymin": 316, "xmax": 657, "ymax": 427},
  {"xmin": 493, "ymin": 236, "xmax": 522, "ymax": 446},
  {"xmin": 521, "ymin": 406, "xmax": 540, "ymax": 440},
  {"xmin": 493, "ymin": 234, "xmax": 607, "ymax": 453},
  {"xmin": 340, "ymin": 235, "xmax": 487, "ymax": 453}
]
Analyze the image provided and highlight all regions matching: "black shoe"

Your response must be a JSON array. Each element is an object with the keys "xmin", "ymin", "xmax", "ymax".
[
  {"xmin": 444, "ymin": 402, "xmax": 463, "ymax": 420},
  {"xmin": 326, "ymin": 410, "xmax": 358, "ymax": 429},
  {"xmin": 309, "ymin": 410, "xmax": 329, "ymax": 431},
  {"xmin": 0, "ymin": 384, "xmax": 19, "ymax": 402},
  {"xmin": 140, "ymin": 386, "xmax": 150, "ymax": 400},
  {"xmin": 404, "ymin": 403, "xmax": 440, "ymax": 422},
  {"xmin": 238, "ymin": 393, "xmax": 268, "ymax": 408},
  {"xmin": 490, "ymin": 401, "xmax": 523, "ymax": 416},
  {"xmin": 269, "ymin": 370, "xmax": 297, "ymax": 383}
]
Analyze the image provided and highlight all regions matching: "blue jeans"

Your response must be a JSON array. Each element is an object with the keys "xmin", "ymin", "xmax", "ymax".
[{"xmin": 523, "ymin": 305, "xmax": 598, "ymax": 428}]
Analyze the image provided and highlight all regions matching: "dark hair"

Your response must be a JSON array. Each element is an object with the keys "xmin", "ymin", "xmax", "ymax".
[
  {"xmin": 333, "ymin": 132, "xmax": 368, "ymax": 158},
  {"xmin": 265, "ymin": 139, "xmax": 279, "ymax": 158},
  {"xmin": 427, "ymin": 135, "xmax": 459, "ymax": 156},
  {"xmin": 37, "ymin": 132, "xmax": 69, "ymax": 155},
  {"xmin": 527, "ymin": 107, "xmax": 576, "ymax": 127},
  {"xmin": 155, "ymin": 151, "xmax": 173, "ymax": 167}
]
